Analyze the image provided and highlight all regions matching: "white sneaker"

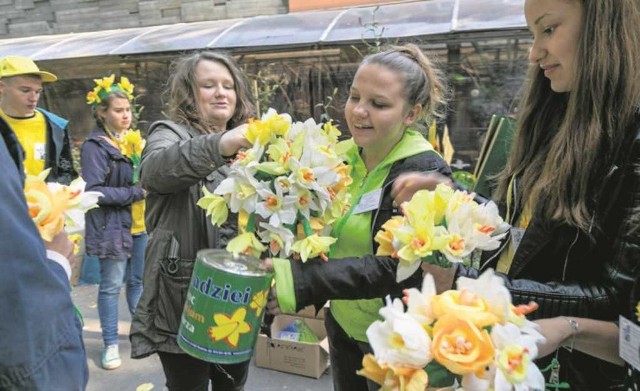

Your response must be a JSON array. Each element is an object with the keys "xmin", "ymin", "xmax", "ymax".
[{"xmin": 102, "ymin": 344, "xmax": 121, "ymax": 370}]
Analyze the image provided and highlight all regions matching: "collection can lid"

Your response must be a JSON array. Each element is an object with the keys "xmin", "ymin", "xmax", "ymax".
[{"xmin": 197, "ymin": 249, "xmax": 272, "ymax": 277}]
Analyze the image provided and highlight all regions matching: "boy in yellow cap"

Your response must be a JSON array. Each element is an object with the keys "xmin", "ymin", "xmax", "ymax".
[{"xmin": 0, "ymin": 55, "xmax": 77, "ymax": 184}]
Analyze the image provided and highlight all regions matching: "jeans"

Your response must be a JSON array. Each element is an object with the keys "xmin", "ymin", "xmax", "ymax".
[
  {"xmin": 158, "ymin": 352, "xmax": 250, "ymax": 391},
  {"xmin": 97, "ymin": 233, "xmax": 147, "ymax": 346},
  {"xmin": 325, "ymin": 310, "xmax": 379, "ymax": 391}
]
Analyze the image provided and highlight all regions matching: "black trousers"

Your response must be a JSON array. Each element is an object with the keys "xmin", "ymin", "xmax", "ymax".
[
  {"xmin": 325, "ymin": 310, "xmax": 379, "ymax": 391},
  {"xmin": 158, "ymin": 352, "xmax": 250, "ymax": 391}
]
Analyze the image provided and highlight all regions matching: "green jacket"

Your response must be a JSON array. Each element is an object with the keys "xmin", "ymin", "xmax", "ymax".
[{"xmin": 274, "ymin": 129, "xmax": 450, "ymax": 341}]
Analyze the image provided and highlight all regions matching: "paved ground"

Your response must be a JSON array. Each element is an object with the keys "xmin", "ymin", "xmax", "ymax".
[{"xmin": 72, "ymin": 284, "xmax": 333, "ymax": 391}]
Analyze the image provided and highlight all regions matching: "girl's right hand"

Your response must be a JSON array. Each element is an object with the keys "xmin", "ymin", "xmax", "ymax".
[{"xmin": 391, "ymin": 172, "xmax": 452, "ymax": 206}]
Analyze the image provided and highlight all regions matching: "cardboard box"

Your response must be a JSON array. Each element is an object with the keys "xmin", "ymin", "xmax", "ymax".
[
  {"xmin": 296, "ymin": 303, "xmax": 328, "ymax": 320},
  {"xmin": 255, "ymin": 314, "xmax": 330, "ymax": 378}
]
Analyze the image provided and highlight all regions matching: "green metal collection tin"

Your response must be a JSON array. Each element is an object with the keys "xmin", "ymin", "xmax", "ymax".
[{"xmin": 178, "ymin": 249, "xmax": 273, "ymax": 363}]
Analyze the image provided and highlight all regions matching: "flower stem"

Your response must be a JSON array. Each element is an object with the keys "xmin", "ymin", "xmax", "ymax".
[
  {"xmin": 246, "ymin": 212, "xmax": 256, "ymax": 233},
  {"xmin": 301, "ymin": 217, "xmax": 313, "ymax": 237}
]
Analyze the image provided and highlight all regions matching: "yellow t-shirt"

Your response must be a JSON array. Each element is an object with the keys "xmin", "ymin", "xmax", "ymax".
[
  {"xmin": 0, "ymin": 109, "xmax": 47, "ymax": 176},
  {"xmin": 131, "ymin": 199, "xmax": 146, "ymax": 234}
]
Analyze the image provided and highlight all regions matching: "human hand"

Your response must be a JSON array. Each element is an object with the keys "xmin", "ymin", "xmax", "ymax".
[
  {"xmin": 260, "ymin": 258, "xmax": 281, "ymax": 315},
  {"xmin": 45, "ymin": 231, "xmax": 74, "ymax": 261},
  {"xmin": 391, "ymin": 172, "xmax": 453, "ymax": 206},
  {"xmin": 219, "ymin": 123, "xmax": 251, "ymax": 157},
  {"xmin": 260, "ymin": 257, "xmax": 274, "ymax": 272},
  {"xmin": 533, "ymin": 317, "xmax": 574, "ymax": 358},
  {"xmin": 266, "ymin": 285, "xmax": 281, "ymax": 316}
]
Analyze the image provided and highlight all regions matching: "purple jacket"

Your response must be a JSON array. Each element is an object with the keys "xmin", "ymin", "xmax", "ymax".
[{"xmin": 81, "ymin": 128, "xmax": 144, "ymax": 259}]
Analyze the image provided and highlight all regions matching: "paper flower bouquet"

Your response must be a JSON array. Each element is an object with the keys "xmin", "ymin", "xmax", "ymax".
[
  {"xmin": 197, "ymin": 109, "xmax": 352, "ymax": 262},
  {"xmin": 374, "ymin": 183, "xmax": 510, "ymax": 282},
  {"xmin": 25, "ymin": 168, "xmax": 102, "ymax": 250},
  {"xmin": 358, "ymin": 269, "xmax": 546, "ymax": 391}
]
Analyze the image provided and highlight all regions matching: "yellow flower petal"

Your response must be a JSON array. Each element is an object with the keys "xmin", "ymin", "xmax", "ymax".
[{"xmin": 208, "ymin": 307, "xmax": 252, "ymax": 348}]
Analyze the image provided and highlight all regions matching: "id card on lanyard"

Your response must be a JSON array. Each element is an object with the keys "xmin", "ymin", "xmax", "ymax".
[
  {"xmin": 619, "ymin": 316, "xmax": 640, "ymax": 371},
  {"xmin": 352, "ymin": 188, "xmax": 382, "ymax": 215}
]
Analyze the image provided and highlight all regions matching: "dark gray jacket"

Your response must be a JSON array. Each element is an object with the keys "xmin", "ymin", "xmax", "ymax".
[{"xmin": 130, "ymin": 121, "xmax": 237, "ymax": 358}]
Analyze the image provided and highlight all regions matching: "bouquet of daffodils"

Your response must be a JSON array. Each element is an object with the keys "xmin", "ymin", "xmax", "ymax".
[
  {"xmin": 359, "ymin": 269, "xmax": 546, "ymax": 391},
  {"xmin": 375, "ymin": 183, "xmax": 509, "ymax": 282},
  {"xmin": 197, "ymin": 109, "xmax": 352, "ymax": 261},
  {"xmin": 25, "ymin": 168, "xmax": 102, "ymax": 251},
  {"xmin": 118, "ymin": 129, "xmax": 145, "ymax": 183}
]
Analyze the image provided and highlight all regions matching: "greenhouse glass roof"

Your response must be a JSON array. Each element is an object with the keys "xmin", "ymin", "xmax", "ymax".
[{"xmin": 0, "ymin": 0, "xmax": 526, "ymax": 61}]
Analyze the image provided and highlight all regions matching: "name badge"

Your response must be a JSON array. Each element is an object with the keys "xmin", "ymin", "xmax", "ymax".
[
  {"xmin": 34, "ymin": 143, "xmax": 46, "ymax": 160},
  {"xmin": 510, "ymin": 227, "xmax": 526, "ymax": 251},
  {"xmin": 352, "ymin": 188, "xmax": 382, "ymax": 215},
  {"xmin": 619, "ymin": 315, "xmax": 640, "ymax": 371}
]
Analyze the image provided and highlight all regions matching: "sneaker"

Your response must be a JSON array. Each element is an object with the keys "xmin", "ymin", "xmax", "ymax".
[{"xmin": 101, "ymin": 344, "xmax": 121, "ymax": 370}]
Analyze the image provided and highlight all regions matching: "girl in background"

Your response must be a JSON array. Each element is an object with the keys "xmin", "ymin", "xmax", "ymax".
[{"xmin": 82, "ymin": 75, "xmax": 147, "ymax": 370}]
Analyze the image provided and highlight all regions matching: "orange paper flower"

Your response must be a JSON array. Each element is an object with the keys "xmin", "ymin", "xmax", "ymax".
[{"xmin": 431, "ymin": 314, "xmax": 495, "ymax": 376}]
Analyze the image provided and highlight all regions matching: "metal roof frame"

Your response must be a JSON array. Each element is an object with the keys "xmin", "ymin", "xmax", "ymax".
[{"xmin": 0, "ymin": 0, "xmax": 526, "ymax": 61}]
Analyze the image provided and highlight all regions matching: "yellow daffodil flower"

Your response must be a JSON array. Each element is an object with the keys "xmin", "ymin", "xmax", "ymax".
[
  {"xmin": 25, "ymin": 174, "xmax": 68, "ymax": 241},
  {"xmin": 95, "ymin": 74, "xmax": 115, "ymax": 91},
  {"xmin": 496, "ymin": 345, "xmax": 531, "ymax": 383},
  {"xmin": 118, "ymin": 76, "xmax": 135, "ymax": 95},
  {"xmin": 375, "ymin": 216, "xmax": 404, "ymax": 256},
  {"xmin": 246, "ymin": 118, "xmax": 272, "ymax": 146},
  {"xmin": 431, "ymin": 290, "xmax": 500, "ymax": 329},
  {"xmin": 197, "ymin": 187, "xmax": 229, "ymax": 227},
  {"xmin": 86, "ymin": 90, "xmax": 99, "ymax": 105},
  {"xmin": 122, "ymin": 129, "xmax": 145, "ymax": 157},
  {"xmin": 291, "ymin": 234, "xmax": 337, "ymax": 262},
  {"xmin": 322, "ymin": 120, "xmax": 341, "ymax": 142},
  {"xmin": 226, "ymin": 232, "xmax": 267, "ymax": 259},
  {"xmin": 207, "ymin": 307, "xmax": 251, "ymax": 348},
  {"xmin": 357, "ymin": 354, "xmax": 429, "ymax": 391}
]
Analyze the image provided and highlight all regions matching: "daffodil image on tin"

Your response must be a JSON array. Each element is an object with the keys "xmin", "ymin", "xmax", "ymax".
[
  {"xmin": 250, "ymin": 289, "xmax": 269, "ymax": 317},
  {"xmin": 208, "ymin": 307, "xmax": 252, "ymax": 348}
]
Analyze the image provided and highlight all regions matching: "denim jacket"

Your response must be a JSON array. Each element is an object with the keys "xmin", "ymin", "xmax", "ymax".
[{"xmin": 37, "ymin": 108, "xmax": 78, "ymax": 185}]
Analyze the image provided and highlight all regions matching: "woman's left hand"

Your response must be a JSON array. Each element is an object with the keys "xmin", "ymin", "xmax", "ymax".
[{"xmin": 533, "ymin": 317, "xmax": 574, "ymax": 358}]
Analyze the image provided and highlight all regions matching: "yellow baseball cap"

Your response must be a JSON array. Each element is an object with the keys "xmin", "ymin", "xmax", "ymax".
[{"xmin": 0, "ymin": 55, "xmax": 57, "ymax": 82}]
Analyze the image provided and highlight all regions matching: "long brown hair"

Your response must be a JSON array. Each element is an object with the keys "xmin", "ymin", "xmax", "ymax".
[
  {"xmin": 164, "ymin": 51, "xmax": 255, "ymax": 134},
  {"xmin": 497, "ymin": 0, "xmax": 640, "ymax": 232}
]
